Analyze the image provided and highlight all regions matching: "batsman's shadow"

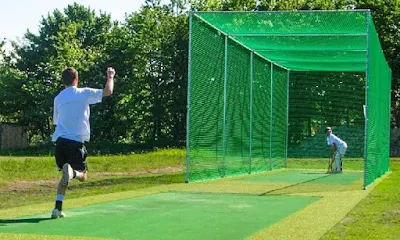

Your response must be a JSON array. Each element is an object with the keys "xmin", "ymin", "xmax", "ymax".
[{"xmin": 0, "ymin": 217, "xmax": 52, "ymax": 226}]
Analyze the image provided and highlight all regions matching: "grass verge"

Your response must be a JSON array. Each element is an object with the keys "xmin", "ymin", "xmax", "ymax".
[
  {"xmin": 322, "ymin": 159, "xmax": 400, "ymax": 240},
  {"xmin": 0, "ymin": 149, "xmax": 185, "ymax": 209}
]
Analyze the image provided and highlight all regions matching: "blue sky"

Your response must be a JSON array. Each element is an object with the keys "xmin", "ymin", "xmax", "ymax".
[{"xmin": 0, "ymin": 0, "xmax": 169, "ymax": 40}]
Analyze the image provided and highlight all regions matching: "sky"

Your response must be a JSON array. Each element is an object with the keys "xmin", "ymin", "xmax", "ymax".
[{"xmin": 0, "ymin": 0, "xmax": 170, "ymax": 41}]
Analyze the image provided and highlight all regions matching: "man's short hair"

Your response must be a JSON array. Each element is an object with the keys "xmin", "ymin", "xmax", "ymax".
[
  {"xmin": 325, "ymin": 127, "xmax": 332, "ymax": 133},
  {"xmin": 62, "ymin": 68, "xmax": 78, "ymax": 86}
]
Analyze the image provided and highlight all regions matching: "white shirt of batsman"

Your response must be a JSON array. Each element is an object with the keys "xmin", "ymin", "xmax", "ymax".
[{"xmin": 327, "ymin": 133, "xmax": 348, "ymax": 155}]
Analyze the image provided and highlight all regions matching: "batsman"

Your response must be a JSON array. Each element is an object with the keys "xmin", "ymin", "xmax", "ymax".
[{"xmin": 325, "ymin": 127, "xmax": 348, "ymax": 173}]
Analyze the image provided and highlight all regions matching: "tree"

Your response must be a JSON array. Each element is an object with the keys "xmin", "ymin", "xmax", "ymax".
[{"xmin": 112, "ymin": 0, "xmax": 188, "ymax": 146}]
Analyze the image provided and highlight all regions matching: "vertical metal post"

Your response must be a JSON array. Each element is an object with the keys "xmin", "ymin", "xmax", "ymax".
[
  {"xmin": 185, "ymin": 12, "xmax": 193, "ymax": 183},
  {"xmin": 286, "ymin": 70, "xmax": 290, "ymax": 168},
  {"xmin": 222, "ymin": 35, "xmax": 228, "ymax": 177},
  {"xmin": 249, "ymin": 52, "xmax": 254, "ymax": 174},
  {"xmin": 270, "ymin": 64, "xmax": 274, "ymax": 171},
  {"xmin": 363, "ymin": 10, "xmax": 370, "ymax": 189},
  {"xmin": 388, "ymin": 70, "xmax": 392, "ymax": 171}
]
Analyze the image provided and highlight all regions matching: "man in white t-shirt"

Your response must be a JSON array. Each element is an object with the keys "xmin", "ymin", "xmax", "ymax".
[
  {"xmin": 325, "ymin": 127, "xmax": 347, "ymax": 173},
  {"xmin": 51, "ymin": 67, "xmax": 115, "ymax": 219}
]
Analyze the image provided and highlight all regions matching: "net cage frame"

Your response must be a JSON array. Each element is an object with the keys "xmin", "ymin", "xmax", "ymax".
[{"xmin": 186, "ymin": 10, "xmax": 392, "ymax": 189}]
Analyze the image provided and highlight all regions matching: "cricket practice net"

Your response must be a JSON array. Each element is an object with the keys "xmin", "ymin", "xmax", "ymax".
[{"xmin": 186, "ymin": 11, "xmax": 391, "ymax": 188}]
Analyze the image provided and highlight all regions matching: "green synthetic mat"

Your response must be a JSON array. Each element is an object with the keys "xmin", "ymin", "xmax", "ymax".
[
  {"xmin": 0, "ymin": 192, "xmax": 320, "ymax": 240},
  {"xmin": 244, "ymin": 170, "xmax": 363, "ymax": 185}
]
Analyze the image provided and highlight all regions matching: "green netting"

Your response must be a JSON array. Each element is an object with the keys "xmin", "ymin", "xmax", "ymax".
[
  {"xmin": 287, "ymin": 71, "xmax": 366, "ymax": 159},
  {"xmin": 197, "ymin": 11, "xmax": 368, "ymax": 72},
  {"xmin": 365, "ymin": 16, "xmax": 391, "ymax": 187},
  {"xmin": 224, "ymin": 39, "xmax": 251, "ymax": 176},
  {"xmin": 187, "ymin": 17, "xmax": 225, "ymax": 181},
  {"xmin": 271, "ymin": 66, "xmax": 287, "ymax": 169},
  {"xmin": 198, "ymin": 11, "xmax": 367, "ymax": 34},
  {"xmin": 250, "ymin": 55, "xmax": 271, "ymax": 173},
  {"xmin": 187, "ymin": 11, "xmax": 391, "ymax": 188}
]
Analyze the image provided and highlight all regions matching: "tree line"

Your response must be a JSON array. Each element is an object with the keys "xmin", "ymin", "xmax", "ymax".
[{"xmin": 0, "ymin": 0, "xmax": 399, "ymax": 149}]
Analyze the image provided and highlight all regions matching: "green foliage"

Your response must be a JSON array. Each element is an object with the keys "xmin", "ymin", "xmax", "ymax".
[
  {"xmin": 96, "ymin": 2, "xmax": 188, "ymax": 145},
  {"xmin": 0, "ymin": 62, "xmax": 27, "ymax": 123},
  {"xmin": 0, "ymin": 3, "xmax": 114, "ymax": 139}
]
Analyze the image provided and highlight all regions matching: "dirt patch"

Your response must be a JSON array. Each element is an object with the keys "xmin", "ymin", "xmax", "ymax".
[
  {"xmin": 389, "ymin": 210, "xmax": 400, "ymax": 215},
  {"xmin": 3, "ymin": 179, "xmax": 58, "ymax": 193},
  {"xmin": 340, "ymin": 217, "xmax": 357, "ymax": 224},
  {"xmin": 92, "ymin": 166, "xmax": 183, "ymax": 177}
]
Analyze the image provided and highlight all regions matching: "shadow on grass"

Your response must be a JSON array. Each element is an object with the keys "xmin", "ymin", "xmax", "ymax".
[
  {"xmin": 259, "ymin": 173, "xmax": 331, "ymax": 196},
  {"xmin": 302, "ymin": 172, "xmax": 328, "ymax": 175},
  {"xmin": 0, "ymin": 217, "xmax": 52, "ymax": 226}
]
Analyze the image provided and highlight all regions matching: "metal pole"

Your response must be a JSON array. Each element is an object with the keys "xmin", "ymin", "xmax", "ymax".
[
  {"xmin": 363, "ymin": 10, "xmax": 370, "ymax": 189},
  {"xmin": 255, "ymin": 49, "xmax": 366, "ymax": 52},
  {"xmin": 270, "ymin": 64, "xmax": 274, "ymax": 171},
  {"xmin": 286, "ymin": 70, "xmax": 290, "ymax": 168},
  {"xmin": 388, "ymin": 70, "xmax": 392, "ymax": 172},
  {"xmin": 195, "ymin": 9, "xmax": 370, "ymax": 13},
  {"xmin": 185, "ymin": 12, "xmax": 193, "ymax": 183},
  {"xmin": 229, "ymin": 33, "xmax": 367, "ymax": 37},
  {"xmin": 249, "ymin": 52, "xmax": 254, "ymax": 174},
  {"xmin": 222, "ymin": 35, "xmax": 228, "ymax": 178}
]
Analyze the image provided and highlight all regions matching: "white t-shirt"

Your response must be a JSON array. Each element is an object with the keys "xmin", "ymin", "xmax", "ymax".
[
  {"xmin": 52, "ymin": 86, "xmax": 103, "ymax": 143},
  {"xmin": 327, "ymin": 133, "xmax": 347, "ymax": 148}
]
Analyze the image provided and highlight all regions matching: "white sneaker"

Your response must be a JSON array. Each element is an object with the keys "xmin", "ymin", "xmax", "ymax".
[
  {"xmin": 61, "ymin": 163, "xmax": 73, "ymax": 187},
  {"xmin": 51, "ymin": 208, "xmax": 66, "ymax": 219}
]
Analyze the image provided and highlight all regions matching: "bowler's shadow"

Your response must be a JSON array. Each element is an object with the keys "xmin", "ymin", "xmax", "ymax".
[{"xmin": 0, "ymin": 217, "xmax": 52, "ymax": 226}]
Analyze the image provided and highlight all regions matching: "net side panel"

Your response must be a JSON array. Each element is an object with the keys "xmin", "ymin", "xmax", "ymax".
[
  {"xmin": 188, "ymin": 16, "xmax": 225, "ymax": 182},
  {"xmin": 271, "ymin": 66, "xmax": 288, "ymax": 169},
  {"xmin": 365, "ymin": 15, "xmax": 391, "ymax": 187},
  {"xmin": 251, "ymin": 56, "xmax": 271, "ymax": 173},
  {"xmin": 224, "ymin": 39, "xmax": 251, "ymax": 176}
]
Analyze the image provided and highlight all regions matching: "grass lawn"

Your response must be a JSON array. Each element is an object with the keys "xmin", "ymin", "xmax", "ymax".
[
  {"xmin": 0, "ymin": 149, "xmax": 185, "ymax": 209},
  {"xmin": 321, "ymin": 159, "xmax": 400, "ymax": 240},
  {"xmin": 0, "ymin": 150, "xmax": 399, "ymax": 239}
]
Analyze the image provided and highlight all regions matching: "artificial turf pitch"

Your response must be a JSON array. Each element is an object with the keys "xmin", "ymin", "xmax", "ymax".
[
  {"xmin": 0, "ymin": 169, "xmax": 373, "ymax": 240},
  {"xmin": 244, "ymin": 170, "xmax": 363, "ymax": 185},
  {"xmin": 1, "ymin": 192, "xmax": 319, "ymax": 240}
]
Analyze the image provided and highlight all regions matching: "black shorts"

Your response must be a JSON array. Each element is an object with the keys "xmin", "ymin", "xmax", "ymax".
[{"xmin": 55, "ymin": 137, "xmax": 88, "ymax": 172}]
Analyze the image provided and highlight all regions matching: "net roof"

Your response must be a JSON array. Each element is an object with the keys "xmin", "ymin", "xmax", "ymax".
[{"xmin": 194, "ymin": 11, "xmax": 381, "ymax": 72}]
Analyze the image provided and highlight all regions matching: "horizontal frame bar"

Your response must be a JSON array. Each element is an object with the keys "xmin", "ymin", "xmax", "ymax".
[
  {"xmin": 274, "ymin": 60, "xmax": 367, "ymax": 64},
  {"xmin": 254, "ymin": 49, "xmax": 367, "ymax": 52},
  {"xmin": 230, "ymin": 33, "xmax": 367, "ymax": 37},
  {"xmin": 192, "ymin": 9, "xmax": 370, "ymax": 13}
]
